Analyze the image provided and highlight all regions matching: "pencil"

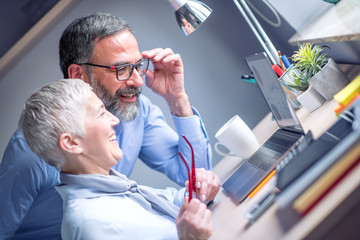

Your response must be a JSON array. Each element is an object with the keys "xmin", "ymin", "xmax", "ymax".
[
  {"xmin": 248, "ymin": 169, "xmax": 276, "ymax": 199},
  {"xmin": 278, "ymin": 51, "xmax": 286, "ymax": 72}
]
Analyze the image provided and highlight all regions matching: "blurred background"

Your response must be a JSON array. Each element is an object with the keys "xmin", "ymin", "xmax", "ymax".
[{"xmin": 1, "ymin": 0, "xmax": 359, "ymax": 188}]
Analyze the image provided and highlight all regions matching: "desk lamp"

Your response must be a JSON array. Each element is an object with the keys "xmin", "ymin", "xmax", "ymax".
[
  {"xmin": 233, "ymin": 0, "xmax": 280, "ymax": 65},
  {"xmin": 167, "ymin": 0, "xmax": 212, "ymax": 36}
]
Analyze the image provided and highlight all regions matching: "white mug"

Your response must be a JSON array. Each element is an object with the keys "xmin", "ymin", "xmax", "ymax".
[{"xmin": 215, "ymin": 115, "xmax": 259, "ymax": 159}]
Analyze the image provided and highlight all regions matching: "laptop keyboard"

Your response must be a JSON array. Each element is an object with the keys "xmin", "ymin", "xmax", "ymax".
[
  {"xmin": 247, "ymin": 129, "xmax": 303, "ymax": 171},
  {"xmin": 249, "ymin": 147, "xmax": 282, "ymax": 171}
]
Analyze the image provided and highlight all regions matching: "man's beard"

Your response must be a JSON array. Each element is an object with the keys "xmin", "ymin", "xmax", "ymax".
[{"xmin": 89, "ymin": 76, "xmax": 141, "ymax": 122}]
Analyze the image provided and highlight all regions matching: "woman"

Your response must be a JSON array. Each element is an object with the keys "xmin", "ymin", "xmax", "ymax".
[{"xmin": 18, "ymin": 78, "xmax": 220, "ymax": 240}]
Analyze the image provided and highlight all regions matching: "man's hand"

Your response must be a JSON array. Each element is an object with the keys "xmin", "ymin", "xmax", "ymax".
[
  {"xmin": 185, "ymin": 168, "xmax": 221, "ymax": 203},
  {"xmin": 176, "ymin": 198, "xmax": 213, "ymax": 240},
  {"xmin": 141, "ymin": 48, "xmax": 193, "ymax": 117}
]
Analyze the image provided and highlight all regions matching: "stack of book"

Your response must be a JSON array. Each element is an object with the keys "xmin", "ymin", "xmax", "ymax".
[
  {"xmin": 292, "ymin": 141, "xmax": 360, "ymax": 216},
  {"xmin": 276, "ymin": 100, "xmax": 360, "ymax": 227}
]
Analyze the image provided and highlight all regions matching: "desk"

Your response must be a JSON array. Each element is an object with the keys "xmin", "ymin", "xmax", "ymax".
[{"xmin": 209, "ymin": 99, "xmax": 360, "ymax": 239}]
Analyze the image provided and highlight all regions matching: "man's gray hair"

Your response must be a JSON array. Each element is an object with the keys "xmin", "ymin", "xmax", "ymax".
[
  {"xmin": 59, "ymin": 12, "xmax": 131, "ymax": 78},
  {"xmin": 18, "ymin": 79, "xmax": 92, "ymax": 170}
]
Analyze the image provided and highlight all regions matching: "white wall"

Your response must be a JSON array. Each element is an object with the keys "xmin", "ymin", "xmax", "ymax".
[{"xmin": 0, "ymin": 0, "xmax": 302, "ymax": 188}]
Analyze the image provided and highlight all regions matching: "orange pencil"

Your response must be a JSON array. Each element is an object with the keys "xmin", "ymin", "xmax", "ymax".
[
  {"xmin": 278, "ymin": 51, "xmax": 286, "ymax": 72},
  {"xmin": 248, "ymin": 169, "xmax": 276, "ymax": 199}
]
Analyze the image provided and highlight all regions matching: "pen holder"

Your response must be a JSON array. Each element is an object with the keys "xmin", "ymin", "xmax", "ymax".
[{"xmin": 278, "ymin": 66, "xmax": 302, "ymax": 109}]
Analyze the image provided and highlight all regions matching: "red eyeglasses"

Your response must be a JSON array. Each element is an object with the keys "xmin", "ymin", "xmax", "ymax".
[{"xmin": 178, "ymin": 135, "xmax": 197, "ymax": 201}]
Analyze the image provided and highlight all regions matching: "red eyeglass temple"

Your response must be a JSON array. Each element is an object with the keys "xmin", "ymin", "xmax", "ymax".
[{"xmin": 177, "ymin": 135, "xmax": 196, "ymax": 201}]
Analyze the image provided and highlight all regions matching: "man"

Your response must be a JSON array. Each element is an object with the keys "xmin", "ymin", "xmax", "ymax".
[
  {"xmin": 18, "ymin": 78, "xmax": 220, "ymax": 239},
  {"xmin": 0, "ymin": 13, "xmax": 212, "ymax": 239}
]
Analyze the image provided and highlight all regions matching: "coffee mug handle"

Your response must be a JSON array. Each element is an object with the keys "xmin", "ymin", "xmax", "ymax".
[{"xmin": 214, "ymin": 142, "xmax": 237, "ymax": 157}]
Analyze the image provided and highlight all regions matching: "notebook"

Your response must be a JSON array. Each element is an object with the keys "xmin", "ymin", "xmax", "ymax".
[{"xmin": 222, "ymin": 52, "xmax": 311, "ymax": 203}]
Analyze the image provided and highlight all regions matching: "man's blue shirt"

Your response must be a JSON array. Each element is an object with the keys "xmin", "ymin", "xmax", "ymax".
[{"xmin": 0, "ymin": 95, "xmax": 211, "ymax": 239}]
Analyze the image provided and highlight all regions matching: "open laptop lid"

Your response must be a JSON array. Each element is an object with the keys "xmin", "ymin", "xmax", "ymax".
[{"xmin": 245, "ymin": 52, "xmax": 303, "ymax": 133}]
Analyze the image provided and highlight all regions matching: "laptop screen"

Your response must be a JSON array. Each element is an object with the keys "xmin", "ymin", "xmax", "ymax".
[{"xmin": 245, "ymin": 52, "xmax": 302, "ymax": 131}]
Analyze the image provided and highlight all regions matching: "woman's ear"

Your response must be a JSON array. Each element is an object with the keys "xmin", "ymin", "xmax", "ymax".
[
  {"xmin": 68, "ymin": 64, "xmax": 89, "ymax": 83},
  {"xmin": 59, "ymin": 133, "xmax": 83, "ymax": 154}
]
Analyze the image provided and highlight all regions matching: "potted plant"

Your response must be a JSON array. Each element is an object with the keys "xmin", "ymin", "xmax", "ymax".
[
  {"xmin": 291, "ymin": 42, "xmax": 350, "ymax": 101},
  {"xmin": 286, "ymin": 65, "xmax": 310, "ymax": 92},
  {"xmin": 284, "ymin": 64, "xmax": 325, "ymax": 112},
  {"xmin": 281, "ymin": 47, "xmax": 325, "ymax": 112}
]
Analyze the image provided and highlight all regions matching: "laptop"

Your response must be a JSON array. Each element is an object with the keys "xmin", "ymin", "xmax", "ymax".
[
  {"xmin": 222, "ymin": 52, "xmax": 312, "ymax": 203},
  {"xmin": 276, "ymin": 115, "xmax": 353, "ymax": 192}
]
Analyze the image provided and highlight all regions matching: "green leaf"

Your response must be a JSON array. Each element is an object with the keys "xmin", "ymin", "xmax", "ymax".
[{"xmin": 289, "ymin": 42, "xmax": 330, "ymax": 91}]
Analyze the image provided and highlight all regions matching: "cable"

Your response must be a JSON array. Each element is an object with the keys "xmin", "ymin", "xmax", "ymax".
[{"xmin": 246, "ymin": 0, "xmax": 281, "ymax": 27}]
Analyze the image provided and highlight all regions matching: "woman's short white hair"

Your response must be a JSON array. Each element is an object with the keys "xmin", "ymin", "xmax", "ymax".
[{"xmin": 18, "ymin": 79, "xmax": 92, "ymax": 170}]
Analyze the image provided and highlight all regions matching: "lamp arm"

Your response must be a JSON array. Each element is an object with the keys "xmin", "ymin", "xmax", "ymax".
[{"xmin": 233, "ymin": 0, "xmax": 280, "ymax": 65}]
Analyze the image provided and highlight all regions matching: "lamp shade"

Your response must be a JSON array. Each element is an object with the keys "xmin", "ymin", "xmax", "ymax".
[{"xmin": 167, "ymin": 0, "xmax": 212, "ymax": 36}]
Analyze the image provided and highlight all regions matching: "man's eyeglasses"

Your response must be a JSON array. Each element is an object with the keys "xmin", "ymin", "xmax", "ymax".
[
  {"xmin": 178, "ymin": 135, "xmax": 197, "ymax": 201},
  {"xmin": 78, "ymin": 58, "xmax": 150, "ymax": 81}
]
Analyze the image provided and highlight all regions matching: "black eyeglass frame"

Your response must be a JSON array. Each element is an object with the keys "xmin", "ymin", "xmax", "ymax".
[{"xmin": 78, "ymin": 58, "xmax": 150, "ymax": 81}]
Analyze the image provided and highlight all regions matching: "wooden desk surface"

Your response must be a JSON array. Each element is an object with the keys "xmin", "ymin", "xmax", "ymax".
[{"xmin": 209, "ymin": 99, "xmax": 342, "ymax": 240}]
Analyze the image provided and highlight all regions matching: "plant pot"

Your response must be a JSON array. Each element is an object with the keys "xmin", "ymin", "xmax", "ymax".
[
  {"xmin": 309, "ymin": 58, "xmax": 350, "ymax": 101},
  {"xmin": 297, "ymin": 86, "xmax": 325, "ymax": 112},
  {"xmin": 278, "ymin": 65, "xmax": 302, "ymax": 109}
]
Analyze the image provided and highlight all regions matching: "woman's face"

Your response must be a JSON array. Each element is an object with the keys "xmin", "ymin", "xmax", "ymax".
[{"xmin": 77, "ymin": 91, "xmax": 122, "ymax": 174}]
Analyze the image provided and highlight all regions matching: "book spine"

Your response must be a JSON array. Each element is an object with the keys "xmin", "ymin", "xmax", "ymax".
[{"xmin": 293, "ymin": 142, "xmax": 360, "ymax": 215}]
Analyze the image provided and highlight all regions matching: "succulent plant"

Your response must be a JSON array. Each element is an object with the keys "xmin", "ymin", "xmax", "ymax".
[
  {"xmin": 287, "ymin": 42, "xmax": 330, "ymax": 92},
  {"xmin": 287, "ymin": 67, "xmax": 310, "ymax": 92}
]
